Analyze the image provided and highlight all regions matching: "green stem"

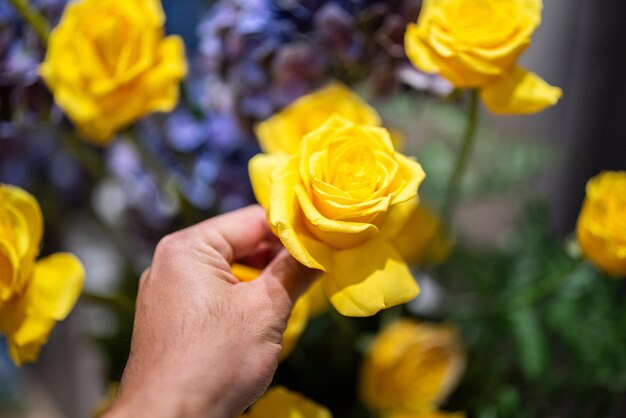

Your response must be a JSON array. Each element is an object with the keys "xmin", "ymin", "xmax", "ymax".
[
  {"xmin": 126, "ymin": 128, "xmax": 176, "ymax": 196},
  {"xmin": 60, "ymin": 130, "xmax": 106, "ymax": 179},
  {"xmin": 441, "ymin": 89, "xmax": 480, "ymax": 226},
  {"xmin": 506, "ymin": 257, "xmax": 584, "ymax": 313},
  {"xmin": 127, "ymin": 127, "xmax": 208, "ymax": 223},
  {"xmin": 81, "ymin": 291, "xmax": 135, "ymax": 316},
  {"xmin": 8, "ymin": 0, "xmax": 51, "ymax": 46}
]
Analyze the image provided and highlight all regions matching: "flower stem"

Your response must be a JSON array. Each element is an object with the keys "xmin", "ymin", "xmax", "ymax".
[
  {"xmin": 81, "ymin": 291, "xmax": 135, "ymax": 317},
  {"xmin": 8, "ymin": 0, "xmax": 51, "ymax": 46},
  {"xmin": 127, "ymin": 128, "xmax": 175, "ymax": 194},
  {"xmin": 505, "ymin": 257, "xmax": 585, "ymax": 313},
  {"xmin": 441, "ymin": 89, "xmax": 480, "ymax": 227},
  {"xmin": 126, "ymin": 128, "xmax": 198, "ymax": 218},
  {"xmin": 59, "ymin": 130, "xmax": 106, "ymax": 179}
]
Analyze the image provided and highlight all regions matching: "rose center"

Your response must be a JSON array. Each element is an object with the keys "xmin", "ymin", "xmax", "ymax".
[
  {"xmin": 444, "ymin": 0, "xmax": 520, "ymax": 45},
  {"xmin": 326, "ymin": 143, "xmax": 377, "ymax": 196},
  {"xmin": 88, "ymin": 10, "xmax": 135, "ymax": 76}
]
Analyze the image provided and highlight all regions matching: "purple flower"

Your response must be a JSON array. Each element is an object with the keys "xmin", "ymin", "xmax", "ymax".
[
  {"xmin": 106, "ymin": 141, "xmax": 143, "ymax": 180},
  {"xmin": 208, "ymin": 113, "xmax": 246, "ymax": 153},
  {"xmin": 165, "ymin": 110, "xmax": 210, "ymax": 153},
  {"xmin": 313, "ymin": 3, "xmax": 363, "ymax": 65}
]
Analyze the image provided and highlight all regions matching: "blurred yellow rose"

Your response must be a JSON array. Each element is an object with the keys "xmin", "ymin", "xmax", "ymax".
[
  {"xmin": 241, "ymin": 386, "xmax": 332, "ymax": 418},
  {"xmin": 250, "ymin": 115, "xmax": 425, "ymax": 317},
  {"xmin": 40, "ymin": 0, "xmax": 187, "ymax": 144},
  {"xmin": 281, "ymin": 295, "xmax": 310, "ymax": 359},
  {"xmin": 392, "ymin": 204, "xmax": 453, "ymax": 267},
  {"xmin": 576, "ymin": 171, "xmax": 626, "ymax": 278},
  {"xmin": 405, "ymin": 0, "xmax": 562, "ymax": 114},
  {"xmin": 255, "ymin": 82, "xmax": 381, "ymax": 155},
  {"xmin": 305, "ymin": 279, "xmax": 330, "ymax": 317},
  {"xmin": 360, "ymin": 320, "xmax": 465, "ymax": 413},
  {"xmin": 0, "ymin": 185, "xmax": 84, "ymax": 366},
  {"xmin": 230, "ymin": 264, "xmax": 328, "ymax": 359}
]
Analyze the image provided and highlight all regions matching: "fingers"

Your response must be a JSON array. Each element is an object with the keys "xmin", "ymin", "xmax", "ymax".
[
  {"xmin": 259, "ymin": 249, "xmax": 320, "ymax": 305},
  {"xmin": 182, "ymin": 205, "xmax": 274, "ymax": 263}
]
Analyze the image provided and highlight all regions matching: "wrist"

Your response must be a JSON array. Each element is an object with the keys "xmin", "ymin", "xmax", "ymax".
[{"xmin": 104, "ymin": 381, "xmax": 228, "ymax": 418}]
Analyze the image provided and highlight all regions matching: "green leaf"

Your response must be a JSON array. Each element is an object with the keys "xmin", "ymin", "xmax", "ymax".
[{"xmin": 509, "ymin": 307, "xmax": 549, "ymax": 380}]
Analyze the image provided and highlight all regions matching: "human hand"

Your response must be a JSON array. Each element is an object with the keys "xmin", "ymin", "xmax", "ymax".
[{"xmin": 105, "ymin": 205, "xmax": 318, "ymax": 418}]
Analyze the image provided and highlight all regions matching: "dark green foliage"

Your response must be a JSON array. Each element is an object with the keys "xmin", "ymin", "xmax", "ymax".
[{"xmin": 441, "ymin": 204, "xmax": 626, "ymax": 417}]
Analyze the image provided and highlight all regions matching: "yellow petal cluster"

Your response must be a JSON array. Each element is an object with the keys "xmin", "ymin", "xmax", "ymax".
[
  {"xmin": 0, "ymin": 185, "xmax": 84, "ymax": 366},
  {"xmin": 255, "ymin": 83, "xmax": 381, "ymax": 155},
  {"xmin": 40, "ymin": 0, "xmax": 187, "ymax": 144},
  {"xmin": 230, "ymin": 264, "xmax": 327, "ymax": 359},
  {"xmin": 251, "ymin": 89, "xmax": 426, "ymax": 317},
  {"xmin": 576, "ymin": 171, "xmax": 626, "ymax": 278},
  {"xmin": 392, "ymin": 204, "xmax": 453, "ymax": 267},
  {"xmin": 240, "ymin": 386, "xmax": 332, "ymax": 418},
  {"xmin": 405, "ymin": 0, "xmax": 561, "ymax": 114},
  {"xmin": 360, "ymin": 320, "xmax": 465, "ymax": 414}
]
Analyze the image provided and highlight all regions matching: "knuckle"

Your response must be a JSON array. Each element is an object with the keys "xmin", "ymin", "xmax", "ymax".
[
  {"xmin": 138, "ymin": 267, "xmax": 151, "ymax": 284},
  {"xmin": 154, "ymin": 233, "xmax": 182, "ymax": 259},
  {"xmin": 260, "ymin": 279, "xmax": 293, "ymax": 320}
]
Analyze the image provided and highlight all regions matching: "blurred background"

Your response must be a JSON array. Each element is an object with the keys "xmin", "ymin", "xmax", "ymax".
[{"xmin": 0, "ymin": 0, "xmax": 625, "ymax": 417}]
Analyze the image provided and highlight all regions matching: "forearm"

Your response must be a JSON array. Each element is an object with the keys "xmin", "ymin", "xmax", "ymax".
[{"xmin": 104, "ymin": 367, "xmax": 236, "ymax": 418}]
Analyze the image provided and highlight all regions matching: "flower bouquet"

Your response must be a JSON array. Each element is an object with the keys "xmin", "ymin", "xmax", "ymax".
[{"xmin": 1, "ymin": 0, "xmax": 625, "ymax": 417}]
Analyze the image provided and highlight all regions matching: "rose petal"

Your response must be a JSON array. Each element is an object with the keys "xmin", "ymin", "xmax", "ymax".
[
  {"xmin": 242, "ymin": 386, "xmax": 332, "ymax": 418},
  {"xmin": 295, "ymin": 185, "xmax": 379, "ymax": 249},
  {"xmin": 0, "ymin": 238, "xmax": 18, "ymax": 302},
  {"xmin": 4, "ymin": 253, "xmax": 84, "ymax": 366},
  {"xmin": 390, "ymin": 154, "xmax": 425, "ymax": 205},
  {"xmin": 269, "ymin": 157, "xmax": 332, "ymax": 270},
  {"xmin": 379, "ymin": 197, "xmax": 420, "ymax": 238},
  {"xmin": 323, "ymin": 238, "xmax": 419, "ymax": 317},
  {"xmin": 281, "ymin": 295, "xmax": 309, "ymax": 360},
  {"xmin": 405, "ymin": 24, "xmax": 440, "ymax": 74},
  {"xmin": 249, "ymin": 154, "xmax": 288, "ymax": 209},
  {"xmin": 1, "ymin": 185, "xmax": 43, "ymax": 257},
  {"xmin": 391, "ymin": 204, "xmax": 453, "ymax": 266},
  {"xmin": 481, "ymin": 67, "xmax": 562, "ymax": 114},
  {"xmin": 255, "ymin": 82, "xmax": 381, "ymax": 155}
]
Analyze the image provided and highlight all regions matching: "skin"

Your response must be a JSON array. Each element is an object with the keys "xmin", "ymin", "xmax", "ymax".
[{"xmin": 105, "ymin": 205, "xmax": 318, "ymax": 418}]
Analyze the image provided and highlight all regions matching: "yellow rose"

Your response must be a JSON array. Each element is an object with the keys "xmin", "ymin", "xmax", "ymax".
[
  {"xmin": 392, "ymin": 204, "xmax": 453, "ymax": 267},
  {"xmin": 576, "ymin": 171, "xmax": 626, "ymax": 278},
  {"xmin": 405, "ymin": 0, "xmax": 562, "ymax": 114},
  {"xmin": 255, "ymin": 82, "xmax": 382, "ymax": 155},
  {"xmin": 40, "ymin": 0, "xmax": 187, "ymax": 144},
  {"xmin": 0, "ymin": 185, "xmax": 84, "ymax": 366},
  {"xmin": 360, "ymin": 320, "xmax": 465, "ymax": 413},
  {"xmin": 240, "ymin": 386, "xmax": 332, "ymax": 418},
  {"xmin": 305, "ymin": 279, "xmax": 330, "ymax": 317},
  {"xmin": 250, "ymin": 115, "xmax": 425, "ymax": 317},
  {"xmin": 279, "ymin": 280, "xmax": 330, "ymax": 358},
  {"xmin": 230, "ymin": 264, "xmax": 327, "ymax": 359}
]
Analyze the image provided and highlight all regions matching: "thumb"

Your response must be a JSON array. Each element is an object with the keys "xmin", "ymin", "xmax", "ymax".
[{"xmin": 259, "ymin": 249, "xmax": 320, "ymax": 306}]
